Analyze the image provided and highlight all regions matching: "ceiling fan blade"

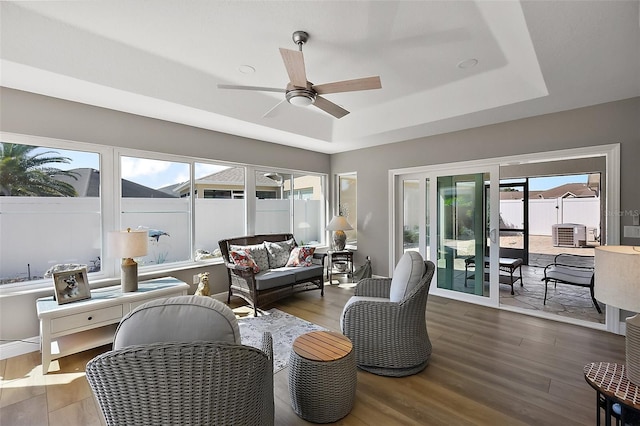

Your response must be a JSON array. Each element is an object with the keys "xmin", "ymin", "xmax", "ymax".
[
  {"xmin": 313, "ymin": 76, "xmax": 382, "ymax": 95},
  {"xmin": 279, "ymin": 48, "xmax": 307, "ymax": 88},
  {"xmin": 314, "ymin": 96, "xmax": 350, "ymax": 119},
  {"xmin": 263, "ymin": 99, "xmax": 287, "ymax": 118},
  {"xmin": 218, "ymin": 84, "xmax": 285, "ymax": 93}
]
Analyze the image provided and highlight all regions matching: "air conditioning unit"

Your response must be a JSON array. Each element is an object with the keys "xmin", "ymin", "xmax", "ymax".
[{"xmin": 552, "ymin": 224, "xmax": 587, "ymax": 247}]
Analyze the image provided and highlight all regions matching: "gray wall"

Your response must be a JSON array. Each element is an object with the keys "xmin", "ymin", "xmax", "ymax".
[
  {"xmin": 331, "ymin": 97, "xmax": 640, "ymax": 276},
  {"xmin": 0, "ymin": 88, "xmax": 330, "ymax": 343}
]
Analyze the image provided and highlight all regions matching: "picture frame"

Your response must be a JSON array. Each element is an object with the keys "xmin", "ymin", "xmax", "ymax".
[{"xmin": 52, "ymin": 268, "xmax": 91, "ymax": 305}]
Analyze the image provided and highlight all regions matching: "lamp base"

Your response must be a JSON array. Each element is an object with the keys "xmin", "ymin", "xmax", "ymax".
[
  {"xmin": 333, "ymin": 230, "xmax": 347, "ymax": 251},
  {"xmin": 626, "ymin": 313, "xmax": 640, "ymax": 385},
  {"xmin": 121, "ymin": 258, "xmax": 138, "ymax": 292}
]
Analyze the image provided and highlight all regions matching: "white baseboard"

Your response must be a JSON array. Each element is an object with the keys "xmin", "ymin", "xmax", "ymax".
[{"xmin": 0, "ymin": 336, "xmax": 40, "ymax": 360}]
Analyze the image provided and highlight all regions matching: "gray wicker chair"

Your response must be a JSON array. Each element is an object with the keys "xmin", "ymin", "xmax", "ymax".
[
  {"xmin": 340, "ymin": 252, "xmax": 435, "ymax": 377},
  {"xmin": 86, "ymin": 295, "xmax": 274, "ymax": 426}
]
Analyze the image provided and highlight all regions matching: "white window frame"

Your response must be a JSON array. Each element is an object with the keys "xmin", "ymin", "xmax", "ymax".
[{"xmin": 0, "ymin": 131, "xmax": 329, "ymax": 293}]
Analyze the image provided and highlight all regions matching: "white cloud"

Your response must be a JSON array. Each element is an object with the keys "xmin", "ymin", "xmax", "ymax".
[{"xmin": 121, "ymin": 157, "xmax": 171, "ymax": 179}]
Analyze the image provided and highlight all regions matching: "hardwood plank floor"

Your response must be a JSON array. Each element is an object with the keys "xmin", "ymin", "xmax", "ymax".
[{"xmin": 0, "ymin": 284, "xmax": 625, "ymax": 425}]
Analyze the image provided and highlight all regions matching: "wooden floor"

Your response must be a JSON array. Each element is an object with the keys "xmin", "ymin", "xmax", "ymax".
[{"xmin": 0, "ymin": 283, "xmax": 625, "ymax": 425}]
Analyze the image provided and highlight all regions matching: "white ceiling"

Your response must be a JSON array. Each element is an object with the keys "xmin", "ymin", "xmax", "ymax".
[{"xmin": 1, "ymin": 1, "xmax": 639, "ymax": 154}]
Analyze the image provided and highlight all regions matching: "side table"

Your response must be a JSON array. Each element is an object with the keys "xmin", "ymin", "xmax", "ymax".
[
  {"xmin": 288, "ymin": 331, "xmax": 357, "ymax": 423},
  {"xmin": 36, "ymin": 277, "xmax": 189, "ymax": 374},
  {"xmin": 584, "ymin": 362, "xmax": 640, "ymax": 426},
  {"xmin": 326, "ymin": 250, "xmax": 354, "ymax": 284}
]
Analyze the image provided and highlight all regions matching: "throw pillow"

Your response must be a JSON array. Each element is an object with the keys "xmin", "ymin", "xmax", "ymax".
[
  {"xmin": 286, "ymin": 246, "xmax": 316, "ymax": 267},
  {"xmin": 265, "ymin": 239, "xmax": 296, "ymax": 268},
  {"xmin": 230, "ymin": 249, "xmax": 260, "ymax": 273},
  {"xmin": 230, "ymin": 243, "xmax": 269, "ymax": 272}
]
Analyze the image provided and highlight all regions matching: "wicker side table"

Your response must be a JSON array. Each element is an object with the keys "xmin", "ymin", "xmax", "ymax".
[{"xmin": 288, "ymin": 331, "xmax": 356, "ymax": 423}]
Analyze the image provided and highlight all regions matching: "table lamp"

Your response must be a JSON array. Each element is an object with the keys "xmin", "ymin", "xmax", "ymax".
[
  {"xmin": 326, "ymin": 216, "xmax": 353, "ymax": 251},
  {"xmin": 594, "ymin": 245, "xmax": 640, "ymax": 385},
  {"xmin": 109, "ymin": 228, "xmax": 148, "ymax": 292}
]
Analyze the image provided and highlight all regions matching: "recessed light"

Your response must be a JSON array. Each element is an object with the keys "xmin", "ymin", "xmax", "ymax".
[
  {"xmin": 457, "ymin": 58, "xmax": 478, "ymax": 69},
  {"xmin": 238, "ymin": 65, "xmax": 255, "ymax": 74}
]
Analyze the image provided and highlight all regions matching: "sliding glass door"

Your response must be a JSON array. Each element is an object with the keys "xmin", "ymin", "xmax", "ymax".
[{"xmin": 395, "ymin": 165, "xmax": 499, "ymax": 306}]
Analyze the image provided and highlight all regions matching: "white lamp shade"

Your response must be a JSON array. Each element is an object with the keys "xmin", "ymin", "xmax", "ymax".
[
  {"xmin": 326, "ymin": 216, "xmax": 353, "ymax": 231},
  {"xmin": 594, "ymin": 246, "xmax": 640, "ymax": 313},
  {"xmin": 109, "ymin": 230, "xmax": 149, "ymax": 259}
]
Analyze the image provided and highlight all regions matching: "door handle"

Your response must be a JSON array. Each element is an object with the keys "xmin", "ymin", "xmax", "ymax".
[{"xmin": 490, "ymin": 229, "xmax": 498, "ymax": 244}]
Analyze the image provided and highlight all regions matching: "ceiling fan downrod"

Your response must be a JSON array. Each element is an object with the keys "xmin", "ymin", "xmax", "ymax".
[{"xmin": 292, "ymin": 30, "xmax": 308, "ymax": 52}]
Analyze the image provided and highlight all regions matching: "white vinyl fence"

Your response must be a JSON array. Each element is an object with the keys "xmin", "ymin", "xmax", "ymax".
[
  {"xmin": 502, "ymin": 197, "xmax": 600, "ymax": 236},
  {"xmin": 0, "ymin": 197, "xmax": 321, "ymax": 282}
]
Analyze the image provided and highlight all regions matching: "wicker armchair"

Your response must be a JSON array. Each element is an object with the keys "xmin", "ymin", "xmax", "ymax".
[
  {"xmin": 86, "ymin": 296, "xmax": 274, "ymax": 426},
  {"xmin": 340, "ymin": 252, "xmax": 435, "ymax": 377}
]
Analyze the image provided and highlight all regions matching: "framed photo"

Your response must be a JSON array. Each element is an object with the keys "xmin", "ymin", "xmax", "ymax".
[{"xmin": 53, "ymin": 268, "xmax": 91, "ymax": 305}]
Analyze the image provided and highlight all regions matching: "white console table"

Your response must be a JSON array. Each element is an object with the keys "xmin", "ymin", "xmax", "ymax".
[{"xmin": 36, "ymin": 277, "xmax": 189, "ymax": 374}]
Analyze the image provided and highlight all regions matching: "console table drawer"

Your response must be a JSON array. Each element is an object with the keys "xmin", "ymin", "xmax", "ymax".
[{"xmin": 51, "ymin": 305, "xmax": 123, "ymax": 334}]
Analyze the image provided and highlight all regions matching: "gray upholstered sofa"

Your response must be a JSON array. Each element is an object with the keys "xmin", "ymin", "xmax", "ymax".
[{"xmin": 218, "ymin": 233, "xmax": 326, "ymax": 316}]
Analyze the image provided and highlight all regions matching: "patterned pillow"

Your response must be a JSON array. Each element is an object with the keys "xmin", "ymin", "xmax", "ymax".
[
  {"xmin": 230, "ymin": 250, "xmax": 260, "ymax": 273},
  {"xmin": 230, "ymin": 244, "xmax": 270, "ymax": 271},
  {"xmin": 286, "ymin": 246, "xmax": 316, "ymax": 267},
  {"xmin": 265, "ymin": 239, "xmax": 296, "ymax": 268}
]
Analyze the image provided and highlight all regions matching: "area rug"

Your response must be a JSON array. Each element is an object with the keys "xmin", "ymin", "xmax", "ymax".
[{"xmin": 238, "ymin": 309, "xmax": 327, "ymax": 373}]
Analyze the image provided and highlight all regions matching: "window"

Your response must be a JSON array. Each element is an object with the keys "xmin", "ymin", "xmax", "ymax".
[
  {"xmin": 0, "ymin": 136, "xmax": 327, "ymax": 289},
  {"xmin": 193, "ymin": 163, "xmax": 245, "ymax": 254},
  {"xmin": 255, "ymin": 170, "xmax": 291, "ymax": 235},
  {"xmin": 0, "ymin": 142, "xmax": 103, "ymax": 284},
  {"xmin": 291, "ymin": 173, "xmax": 324, "ymax": 245},
  {"xmin": 337, "ymin": 173, "xmax": 357, "ymax": 247},
  {"xmin": 119, "ymin": 155, "xmax": 191, "ymax": 267}
]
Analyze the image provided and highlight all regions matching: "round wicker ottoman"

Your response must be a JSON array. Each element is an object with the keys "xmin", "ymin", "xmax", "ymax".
[{"xmin": 288, "ymin": 330, "xmax": 357, "ymax": 423}]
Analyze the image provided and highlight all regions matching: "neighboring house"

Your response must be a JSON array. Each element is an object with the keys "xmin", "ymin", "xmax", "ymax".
[
  {"xmin": 499, "ymin": 183, "xmax": 599, "ymax": 200},
  {"xmin": 171, "ymin": 167, "xmax": 320, "ymax": 200},
  {"xmin": 172, "ymin": 167, "xmax": 281, "ymax": 199},
  {"xmin": 533, "ymin": 183, "xmax": 598, "ymax": 199},
  {"xmin": 54, "ymin": 168, "xmax": 178, "ymax": 198}
]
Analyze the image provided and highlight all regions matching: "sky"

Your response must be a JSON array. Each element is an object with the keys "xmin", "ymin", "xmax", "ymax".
[
  {"xmin": 29, "ymin": 145, "xmax": 589, "ymax": 191},
  {"xmin": 528, "ymin": 174, "xmax": 589, "ymax": 191},
  {"xmin": 30, "ymin": 146, "xmax": 228, "ymax": 189}
]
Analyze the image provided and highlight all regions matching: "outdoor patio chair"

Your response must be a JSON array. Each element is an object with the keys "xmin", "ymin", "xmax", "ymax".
[
  {"xmin": 542, "ymin": 253, "xmax": 601, "ymax": 313},
  {"xmin": 340, "ymin": 251, "xmax": 436, "ymax": 377},
  {"xmin": 86, "ymin": 295, "xmax": 274, "ymax": 426}
]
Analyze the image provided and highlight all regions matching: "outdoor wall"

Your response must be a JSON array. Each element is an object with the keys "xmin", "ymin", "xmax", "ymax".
[{"xmin": 331, "ymin": 97, "xmax": 640, "ymax": 276}]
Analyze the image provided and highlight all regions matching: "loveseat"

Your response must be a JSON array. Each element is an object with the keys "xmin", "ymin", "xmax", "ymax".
[{"xmin": 219, "ymin": 234, "xmax": 326, "ymax": 316}]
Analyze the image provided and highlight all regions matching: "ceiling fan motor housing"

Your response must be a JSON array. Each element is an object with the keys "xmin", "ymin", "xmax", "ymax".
[{"xmin": 286, "ymin": 87, "xmax": 316, "ymax": 106}]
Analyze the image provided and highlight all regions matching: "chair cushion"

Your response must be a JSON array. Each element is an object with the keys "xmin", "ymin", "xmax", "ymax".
[
  {"xmin": 546, "ymin": 265, "xmax": 593, "ymax": 286},
  {"xmin": 265, "ymin": 239, "xmax": 296, "ymax": 268},
  {"xmin": 114, "ymin": 295, "xmax": 241, "ymax": 349},
  {"xmin": 389, "ymin": 251, "xmax": 426, "ymax": 302},
  {"xmin": 230, "ymin": 243, "xmax": 270, "ymax": 272},
  {"xmin": 254, "ymin": 269, "xmax": 296, "ymax": 290},
  {"xmin": 292, "ymin": 264, "xmax": 324, "ymax": 281}
]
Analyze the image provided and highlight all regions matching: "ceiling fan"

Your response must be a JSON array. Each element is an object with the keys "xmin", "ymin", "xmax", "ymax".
[{"xmin": 218, "ymin": 31, "xmax": 382, "ymax": 119}]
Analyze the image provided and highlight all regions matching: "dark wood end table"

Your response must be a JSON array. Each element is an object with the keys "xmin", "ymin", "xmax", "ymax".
[{"xmin": 326, "ymin": 250, "xmax": 354, "ymax": 284}]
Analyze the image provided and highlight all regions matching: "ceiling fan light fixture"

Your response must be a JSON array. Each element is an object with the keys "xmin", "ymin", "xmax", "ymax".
[{"xmin": 286, "ymin": 88, "xmax": 316, "ymax": 107}]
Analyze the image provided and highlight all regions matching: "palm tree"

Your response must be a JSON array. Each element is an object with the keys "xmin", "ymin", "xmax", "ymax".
[{"xmin": 0, "ymin": 143, "xmax": 79, "ymax": 196}]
